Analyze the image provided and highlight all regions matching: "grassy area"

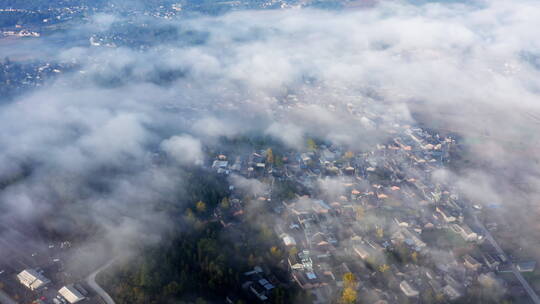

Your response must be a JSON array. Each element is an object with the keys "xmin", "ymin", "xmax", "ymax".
[
  {"xmin": 523, "ymin": 270, "xmax": 540, "ymax": 292},
  {"xmin": 421, "ymin": 228, "xmax": 470, "ymax": 250}
]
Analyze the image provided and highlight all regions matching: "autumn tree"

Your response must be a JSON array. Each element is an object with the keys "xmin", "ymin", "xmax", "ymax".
[
  {"xmin": 376, "ymin": 227, "xmax": 384, "ymax": 239},
  {"xmin": 343, "ymin": 272, "xmax": 357, "ymax": 289},
  {"xmin": 378, "ymin": 264, "xmax": 390, "ymax": 273},
  {"xmin": 196, "ymin": 201, "xmax": 207, "ymax": 213},
  {"xmin": 341, "ymin": 287, "xmax": 357, "ymax": 304},
  {"xmin": 270, "ymin": 246, "xmax": 282, "ymax": 259},
  {"xmin": 220, "ymin": 197, "xmax": 230, "ymax": 209},
  {"xmin": 342, "ymin": 271, "xmax": 359, "ymax": 303},
  {"xmin": 307, "ymin": 138, "xmax": 317, "ymax": 151},
  {"xmin": 185, "ymin": 208, "xmax": 196, "ymax": 223},
  {"xmin": 340, "ymin": 272, "xmax": 358, "ymax": 304},
  {"xmin": 266, "ymin": 148, "xmax": 274, "ymax": 164},
  {"xmin": 411, "ymin": 251, "xmax": 418, "ymax": 264}
]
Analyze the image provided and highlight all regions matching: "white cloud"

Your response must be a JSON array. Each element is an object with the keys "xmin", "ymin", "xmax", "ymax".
[{"xmin": 161, "ymin": 134, "xmax": 203, "ymax": 165}]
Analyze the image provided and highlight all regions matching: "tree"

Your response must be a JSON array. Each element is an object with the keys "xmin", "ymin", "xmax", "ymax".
[
  {"xmin": 195, "ymin": 298, "xmax": 207, "ymax": 304},
  {"xmin": 196, "ymin": 201, "xmax": 207, "ymax": 213},
  {"xmin": 341, "ymin": 287, "xmax": 357, "ymax": 304},
  {"xmin": 275, "ymin": 155, "xmax": 284, "ymax": 167},
  {"xmin": 289, "ymin": 247, "xmax": 298, "ymax": 258},
  {"xmin": 343, "ymin": 272, "xmax": 357, "ymax": 289},
  {"xmin": 163, "ymin": 281, "xmax": 182, "ymax": 296},
  {"xmin": 355, "ymin": 206, "xmax": 364, "ymax": 220},
  {"xmin": 344, "ymin": 151, "xmax": 354, "ymax": 159},
  {"xmin": 185, "ymin": 208, "xmax": 196, "ymax": 222},
  {"xmin": 272, "ymin": 287, "xmax": 286, "ymax": 304},
  {"xmin": 270, "ymin": 246, "xmax": 282, "ymax": 259},
  {"xmin": 306, "ymin": 138, "xmax": 317, "ymax": 151},
  {"xmin": 248, "ymin": 254, "xmax": 257, "ymax": 267},
  {"xmin": 220, "ymin": 197, "xmax": 230, "ymax": 209},
  {"xmin": 411, "ymin": 251, "xmax": 418, "ymax": 264},
  {"xmin": 376, "ymin": 227, "xmax": 384, "ymax": 239},
  {"xmin": 378, "ymin": 264, "xmax": 390, "ymax": 273},
  {"xmin": 266, "ymin": 148, "xmax": 274, "ymax": 164}
]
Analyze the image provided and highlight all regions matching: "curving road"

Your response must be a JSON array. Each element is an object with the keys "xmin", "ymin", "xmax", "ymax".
[
  {"xmin": 471, "ymin": 212, "xmax": 540, "ymax": 304},
  {"xmin": 86, "ymin": 259, "xmax": 116, "ymax": 304}
]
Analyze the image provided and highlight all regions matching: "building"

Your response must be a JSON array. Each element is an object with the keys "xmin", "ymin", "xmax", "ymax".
[
  {"xmin": 516, "ymin": 261, "xmax": 536, "ymax": 273},
  {"xmin": 450, "ymin": 223, "xmax": 479, "ymax": 242},
  {"xmin": 59, "ymin": 285, "xmax": 86, "ymax": 304},
  {"xmin": 280, "ymin": 233, "xmax": 296, "ymax": 246},
  {"xmin": 463, "ymin": 255, "xmax": 482, "ymax": 271},
  {"xmin": 436, "ymin": 207, "xmax": 456, "ymax": 223},
  {"xmin": 443, "ymin": 284, "xmax": 462, "ymax": 301},
  {"xmin": 482, "ymin": 253, "xmax": 500, "ymax": 270},
  {"xmin": 400, "ymin": 281, "xmax": 419, "ymax": 297},
  {"xmin": 17, "ymin": 269, "xmax": 50, "ymax": 291}
]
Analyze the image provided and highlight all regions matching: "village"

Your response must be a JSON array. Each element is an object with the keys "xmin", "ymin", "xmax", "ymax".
[{"xmin": 208, "ymin": 120, "xmax": 538, "ymax": 304}]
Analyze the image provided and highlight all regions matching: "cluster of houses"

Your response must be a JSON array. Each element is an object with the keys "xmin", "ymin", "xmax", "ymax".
[
  {"xmin": 1, "ymin": 29, "xmax": 41, "ymax": 37},
  {"xmin": 208, "ymin": 121, "xmax": 537, "ymax": 303},
  {"xmin": 17, "ymin": 268, "xmax": 87, "ymax": 304}
]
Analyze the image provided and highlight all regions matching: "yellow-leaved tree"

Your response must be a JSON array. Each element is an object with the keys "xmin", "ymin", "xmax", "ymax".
[
  {"xmin": 341, "ymin": 287, "xmax": 357, "ymax": 304},
  {"xmin": 341, "ymin": 272, "xmax": 358, "ymax": 304},
  {"xmin": 266, "ymin": 148, "xmax": 274, "ymax": 164},
  {"xmin": 307, "ymin": 138, "xmax": 317, "ymax": 151},
  {"xmin": 195, "ymin": 201, "xmax": 207, "ymax": 213}
]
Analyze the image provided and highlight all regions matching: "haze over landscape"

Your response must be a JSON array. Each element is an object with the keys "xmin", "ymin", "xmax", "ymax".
[{"xmin": 1, "ymin": 0, "xmax": 540, "ymax": 304}]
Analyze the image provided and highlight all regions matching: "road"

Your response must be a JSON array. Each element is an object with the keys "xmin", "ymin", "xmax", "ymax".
[
  {"xmin": 472, "ymin": 212, "xmax": 540, "ymax": 304},
  {"xmin": 86, "ymin": 260, "xmax": 116, "ymax": 304},
  {"xmin": 0, "ymin": 289, "xmax": 17, "ymax": 304}
]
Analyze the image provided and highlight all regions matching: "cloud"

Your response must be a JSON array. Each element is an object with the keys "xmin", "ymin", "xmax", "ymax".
[
  {"xmin": 265, "ymin": 122, "xmax": 304, "ymax": 148},
  {"xmin": 161, "ymin": 134, "xmax": 204, "ymax": 165},
  {"xmin": 2, "ymin": 0, "xmax": 540, "ymax": 282},
  {"xmin": 230, "ymin": 174, "xmax": 269, "ymax": 197}
]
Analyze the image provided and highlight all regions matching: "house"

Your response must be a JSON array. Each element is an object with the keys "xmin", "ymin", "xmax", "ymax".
[
  {"xmin": 436, "ymin": 207, "xmax": 456, "ymax": 223},
  {"xmin": 482, "ymin": 253, "xmax": 500, "ymax": 270},
  {"xmin": 300, "ymin": 153, "xmax": 313, "ymax": 166},
  {"xmin": 399, "ymin": 281, "xmax": 419, "ymax": 297},
  {"xmin": 288, "ymin": 250, "xmax": 313, "ymax": 271},
  {"xmin": 291, "ymin": 269, "xmax": 323, "ymax": 289},
  {"xmin": 516, "ymin": 261, "xmax": 536, "ymax": 273},
  {"xmin": 280, "ymin": 233, "xmax": 296, "ymax": 247},
  {"xmin": 212, "ymin": 160, "xmax": 229, "ymax": 169},
  {"xmin": 463, "ymin": 255, "xmax": 482, "ymax": 271},
  {"xmin": 344, "ymin": 166, "xmax": 355, "ymax": 175},
  {"xmin": 17, "ymin": 269, "xmax": 50, "ymax": 291},
  {"xmin": 58, "ymin": 285, "xmax": 86, "ymax": 303},
  {"xmin": 394, "ymin": 217, "xmax": 409, "ymax": 228},
  {"xmin": 353, "ymin": 239, "xmax": 385, "ymax": 263},
  {"xmin": 392, "ymin": 228, "xmax": 426, "ymax": 251},
  {"xmin": 450, "ymin": 224, "xmax": 479, "ymax": 242},
  {"xmin": 443, "ymin": 284, "xmax": 462, "ymax": 301},
  {"xmin": 242, "ymin": 267, "xmax": 277, "ymax": 302},
  {"xmin": 312, "ymin": 200, "xmax": 331, "ymax": 214}
]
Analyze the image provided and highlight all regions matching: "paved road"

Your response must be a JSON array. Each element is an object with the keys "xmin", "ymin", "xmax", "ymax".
[
  {"xmin": 0, "ymin": 289, "xmax": 17, "ymax": 304},
  {"xmin": 472, "ymin": 213, "xmax": 540, "ymax": 304},
  {"xmin": 86, "ymin": 260, "xmax": 116, "ymax": 304}
]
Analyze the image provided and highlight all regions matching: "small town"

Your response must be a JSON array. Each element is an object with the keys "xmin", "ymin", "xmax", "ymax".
[
  {"xmin": 2, "ymin": 0, "xmax": 540, "ymax": 304},
  {"xmin": 205, "ymin": 117, "xmax": 539, "ymax": 304},
  {"xmin": 1, "ymin": 103, "xmax": 539, "ymax": 303}
]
